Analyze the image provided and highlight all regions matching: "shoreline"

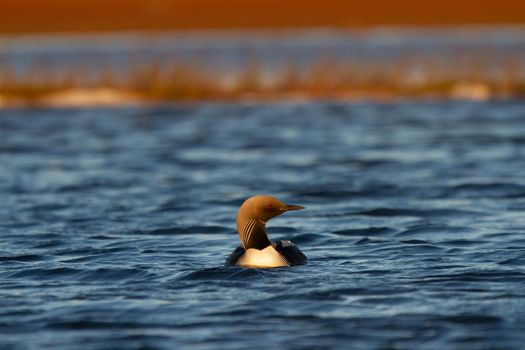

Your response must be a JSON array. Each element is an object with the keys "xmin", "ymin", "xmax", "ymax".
[
  {"xmin": 2, "ymin": 27, "xmax": 523, "ymax": 109},
  {"xmin": 0, "ymin": 85, "xmax": 522, "ymax": 109},
  {"xmin": 2, "ymin": 24, "xmax": 525, "ymax": 37}
]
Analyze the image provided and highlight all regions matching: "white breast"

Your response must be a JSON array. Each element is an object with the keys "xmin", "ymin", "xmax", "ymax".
[{"xmin": 236, "ymin": 245, "xmax": 289, "ymax": 268}]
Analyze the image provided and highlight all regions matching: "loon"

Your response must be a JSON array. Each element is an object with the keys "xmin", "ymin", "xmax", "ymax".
[{"xmin": 225, "ymin": 195, "xmax": 307, "ymax": 268}]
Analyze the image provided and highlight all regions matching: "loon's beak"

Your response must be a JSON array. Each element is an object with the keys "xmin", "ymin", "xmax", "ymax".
[{"xmin": 281, "ymin": 204, "xmax": 305, "ymax": 212}]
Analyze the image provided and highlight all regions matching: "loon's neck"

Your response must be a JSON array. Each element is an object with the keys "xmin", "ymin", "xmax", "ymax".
[{"xmin": 237, "ymin": 218, "xmax": 271, "ymax": 250}]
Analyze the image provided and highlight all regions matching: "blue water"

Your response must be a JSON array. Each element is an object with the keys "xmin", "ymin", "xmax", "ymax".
[
  {"xmin": 1, "ymin": 100, "xmax": 525, "ymax": 349},
  {"xmin": 2, "ymin": 27, "xmax": 525, "ymax": 81}
]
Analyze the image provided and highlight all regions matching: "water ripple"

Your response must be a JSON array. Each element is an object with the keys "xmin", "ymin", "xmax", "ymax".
[{"xmin": 2, "ymin": 101, "xmax": 525, "ymax": 349}]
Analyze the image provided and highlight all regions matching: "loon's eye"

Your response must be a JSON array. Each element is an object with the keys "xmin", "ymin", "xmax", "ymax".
[{"xmin": 266, "ymin": 203, "xmax": 273, "ymax": 208}]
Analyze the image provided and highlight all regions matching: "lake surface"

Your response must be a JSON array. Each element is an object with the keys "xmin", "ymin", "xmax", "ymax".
[{"xmin": 1, "ymin": 100, "xmax": 525, "ymax": 349}]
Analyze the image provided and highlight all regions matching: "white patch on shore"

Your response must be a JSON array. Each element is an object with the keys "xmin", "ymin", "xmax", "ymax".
[
  {"xmin": 0, "ymin": 88, "xmax": 143, "ymax": 108},
  {"xmin": 40, "ymin": 88, "xmax": 143, "ymax": 107},
  {"xmin": 450, "ymin": 82, "xmax": 491, "ymax": 101}
]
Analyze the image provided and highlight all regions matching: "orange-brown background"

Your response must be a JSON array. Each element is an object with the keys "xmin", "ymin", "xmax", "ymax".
[{"xmin": 1, "ymin": 0, "xmax": 524, "ymax": 33}]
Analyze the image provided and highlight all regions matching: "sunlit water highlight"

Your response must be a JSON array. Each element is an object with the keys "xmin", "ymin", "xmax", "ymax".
[{"xmin": 1, "ymin": 100, "xmax": 525, "ymax": 349}]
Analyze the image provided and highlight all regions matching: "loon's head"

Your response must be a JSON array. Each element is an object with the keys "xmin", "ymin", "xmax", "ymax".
[{"xmin": 236, "ymin": 195, "xmax": 305, "ymax": 249}]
